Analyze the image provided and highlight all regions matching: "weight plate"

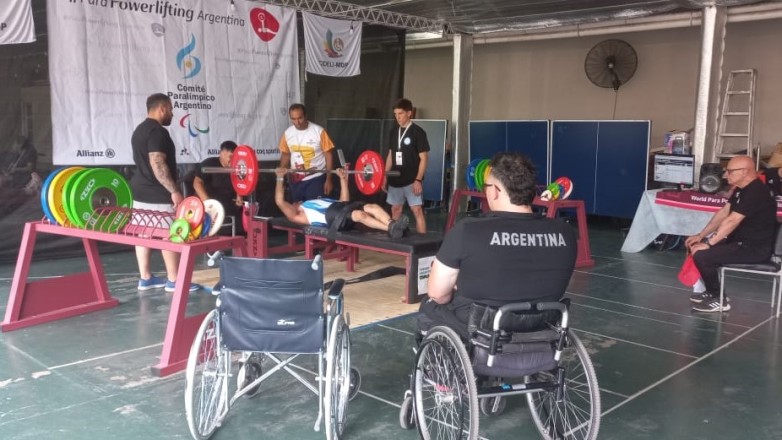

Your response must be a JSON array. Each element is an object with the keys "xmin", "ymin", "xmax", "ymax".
[
  {"xmin": 483, "ymin": 165, "xmax": 492, "ymax": 187},
  {"xmin": 48, "ymin": 166, "xmax": 85, "ymax": 226},
  {"xmin": 67, "ymin": 168, "xmax": 134, "ymax": 231},
  {"xmin": 354, "ymin": 150, "xmax": 385, "ymax": 195},
  {"xmin": 475, "ymin": 159, "xmax": 490, "ymax": 191},
  {"xmin": 466, "ymin": 159, "xmax": 481, "ymax": 191},
  {"xmin": 189, "ymin": 223, "xmax": 203, "ymax": 241},
  {"xmin": 62, "ymin": 168, "xmax": 91, "ymax": 226},
  {"xmin": 176, "ymin": 196, "xmax": 205, "ymax": 229},
  {"xmin": 40, "ymin": 167, "xmax": 66, "ymax": 224},
  {"xmin": 201, "ymin": 214, "xmax": 212, "ymax": 238},
  {"xmin": 203, "ymin": 199, "xmax": 225, "ymax": 237},
  {"xmin": 230, "ymin": 145, "xmax": 259, "ymax": 197},
  {"xmin": 554, "ymin": 177, "xmax": 574, "ymax": 200},
  {"xmin": 546, "ymin": 182, "xmax": 561, "ymax": 200},
  {"xmin": 169, "ymin": 218, "xmax": 191, "ymax": 242}
]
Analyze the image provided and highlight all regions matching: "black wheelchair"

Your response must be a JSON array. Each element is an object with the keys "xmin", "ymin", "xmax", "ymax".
[
  {"xmin": 399, "ymin": 300, "xmax": 600, "ymax": 440},
  {"xmin": 184, "ymin": 255, "xmax": 361, "ymax": 440}
]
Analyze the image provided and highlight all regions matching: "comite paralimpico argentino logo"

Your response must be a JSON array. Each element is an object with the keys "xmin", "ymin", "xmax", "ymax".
[
  {"xmin": 322, "ymin": 29, "xmax": 344, "ymax": 58},
  {"xmin": 180, "ymin": 113, "xmax": 209, "ymax": 138},
  {"xmin": 176, "ymin": 34, "xmax": 202, "ymax": 79}
]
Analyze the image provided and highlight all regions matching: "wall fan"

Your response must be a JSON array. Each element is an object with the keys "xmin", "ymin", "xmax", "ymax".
[{"xmin": 584, "ymin": 39, "xmax": 638, "ymax": 91}]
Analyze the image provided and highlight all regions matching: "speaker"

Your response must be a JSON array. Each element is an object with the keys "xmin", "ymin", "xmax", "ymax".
[{"xmin": 699, "ymin": 163, "xmax": 723, "ymax": 194}]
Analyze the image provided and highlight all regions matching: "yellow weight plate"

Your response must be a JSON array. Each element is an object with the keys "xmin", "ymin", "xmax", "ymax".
[{"xmin": 47, "ymin": 166, "xmax": 85, "ymax": 226}]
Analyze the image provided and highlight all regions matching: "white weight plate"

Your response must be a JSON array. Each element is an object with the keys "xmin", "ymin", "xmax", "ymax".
[{"xmin": 203, "ymin": 199, "xmax": 225, "ymax": 237}]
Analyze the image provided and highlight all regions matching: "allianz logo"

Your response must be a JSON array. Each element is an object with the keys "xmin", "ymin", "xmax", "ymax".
[
  {"xmin": 276, "ymin": 319, "xmax": 296, "ymax": 327},
  {"xmin": 207, "ymin": 149, "xmax": 219, "ymax": 155}
]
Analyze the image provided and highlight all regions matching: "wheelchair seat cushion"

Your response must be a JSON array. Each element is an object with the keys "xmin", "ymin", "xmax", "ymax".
[
  {"xmin": 471, "ymin": 339, "xmax": 557, "ymax": 378},
  {"xmin": 218, "ymin": 257, "xmax": 325, "ymax": 354}
]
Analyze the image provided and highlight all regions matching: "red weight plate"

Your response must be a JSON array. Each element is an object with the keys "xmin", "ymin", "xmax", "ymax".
[
  {"xmin": 554, "ymin": 177, "xmax": 574, "ymax": 199},
  {"xmin": 354, "ymin": 150, "xmax": 385, "ymax": 195},
  {"xmin": 176, "ymin": 196, "xmax": 205, "ymax": 229},
  {"xmin": 230, "ymin": 145, "xmax": 258, "ymax": 197}
]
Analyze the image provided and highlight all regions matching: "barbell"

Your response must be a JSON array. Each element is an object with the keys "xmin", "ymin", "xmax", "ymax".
[{"xmin": 203, "ymin": 145, "xmax": 399, "ymax": 196}]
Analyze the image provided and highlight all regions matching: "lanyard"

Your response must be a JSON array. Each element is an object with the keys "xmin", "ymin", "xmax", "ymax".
[{"xmin": 398, "ymin": 124, "xmax": 411, "ymax": 150}]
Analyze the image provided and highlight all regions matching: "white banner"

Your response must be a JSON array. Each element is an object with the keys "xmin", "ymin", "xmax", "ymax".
[
  {"xmin": 0, "ymin": 0, "xmax": 35, "ymax": 44},
  {"xmin": 48, "ymin": 0, "xmax": 300, "ymax": 165},
  {"xmin": 302, "ymin": 12, "xmax": 361, "ymax": 77}
]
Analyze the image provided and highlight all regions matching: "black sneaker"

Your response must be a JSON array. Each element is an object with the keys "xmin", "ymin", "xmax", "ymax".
[
  {"xmin": 692, "ymin": 296, "xmax": 731, "ymax": 313},
  {"xmin": 388, "ymin": 215, "xmax": 410, "ymax": 239},
  {"xmin": 689, "ymin": 292, "xmax": 712, "ymax": 304}
]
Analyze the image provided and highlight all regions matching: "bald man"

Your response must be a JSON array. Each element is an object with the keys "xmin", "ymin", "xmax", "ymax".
[{"xmin": 685, "ymin": 155, "xmax": 777, "ymax": 312}]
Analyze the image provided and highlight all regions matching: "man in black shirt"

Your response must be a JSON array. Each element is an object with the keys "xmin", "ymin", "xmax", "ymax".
[
  {"xmin": 383, "ymin": 99, "xmax": 429, "ymax": 233},
  {"xmin": 193, "ymin": 140, "xmax": 244, "ymax": 236},
  {"xmin": 130, "ymin": 93, "xmax": 201, "ymax": 293},
  {"xmin": 420, "ymin": 152, "xmax": 577, "ymax": 338},
  {"xmin": 686, "ymin": 155, "xmax": 777, "ymax": 312}
]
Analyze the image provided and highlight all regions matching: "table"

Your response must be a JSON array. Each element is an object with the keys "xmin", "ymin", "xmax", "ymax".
[{"xmin": 621, "ymin": 189, "xmax": 782, "ymax": 253}]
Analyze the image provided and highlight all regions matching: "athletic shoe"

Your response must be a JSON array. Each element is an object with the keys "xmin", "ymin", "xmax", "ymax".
[
  {"xmin": 137, "ymin": 275, "xmax": 166, "ymax": 291},
  {"xmin": 689, "ymin": 292, "xmax": 712, "ymax": 304},
  {"xmin": 692, "ymin": 296, "xmax": 731, "ymax": 313},
  {"xmin": 165, "ymin": 280, "xmax": 204, "ymax": 293},
  {"xmin": 388, "ymin": 215, "xmax": 410, "ymax": 239}
]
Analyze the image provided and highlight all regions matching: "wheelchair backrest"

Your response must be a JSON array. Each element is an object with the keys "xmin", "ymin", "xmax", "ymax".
[{"xmin": 217, "ymin": 256, "xmax": 325, "ymax": 354}]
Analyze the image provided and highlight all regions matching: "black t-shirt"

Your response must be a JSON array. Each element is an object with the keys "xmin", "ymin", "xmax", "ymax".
[
  {"xmin": 763, "ymin": 167, "xmax": 782, "ymax": 197},
  {"xmin": 436, "ymin": 212, "xmax": 577, "ymax": 306},
  {"xmin": 728, "ymin": 178, "xmax": 776, "ymax": 246},
  {"xmin": 387, "ymin": 123, "xmax": 430, "ymax": 187},
  {"xmin": 195, "ymin": 157, "xmax": 236, "ymax": 209},
  {"xmin": 130, "ymin": 118, "xmax": 178, "ymax": 203}
]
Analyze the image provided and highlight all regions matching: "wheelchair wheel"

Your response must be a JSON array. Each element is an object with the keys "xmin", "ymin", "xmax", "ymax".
[
  {"xmin": 185, "ymin": 310, "xmax": 229, "ymax": 440},
  {"xmin": 348, "ymin": 367, "xmax": 361, "ymax": 401},
  {"xmin": 479, "ymin": 396, "xmax": 506, "ymax": 417},
  {"xmin": 413, "ymin": 326, "xmax": 478, "ymax": 440},
  {"xmin": 237, "ymin": 354, "xmax": 263, "ymax": 398},
  {"xmin": 325, "ymin": 317, "xmax": 352, "ymax": 440},
  {"xmin": 526, "ymin": 330, "xmax": 601, "ymax": 440},
  {"xmin": 399, "ymin": 393, "xmax": 416, "ymax": 430}
]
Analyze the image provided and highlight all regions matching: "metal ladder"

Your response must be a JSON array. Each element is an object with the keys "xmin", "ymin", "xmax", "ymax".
[{"xmin": 715, "ymin": 69, "xmax": 757, "ymax": 159}]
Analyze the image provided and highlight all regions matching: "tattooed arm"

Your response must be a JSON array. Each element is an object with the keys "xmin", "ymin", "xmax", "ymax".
[{"xmin": 149, "ymin": 152, "xmax": 183, "ymax": 205}]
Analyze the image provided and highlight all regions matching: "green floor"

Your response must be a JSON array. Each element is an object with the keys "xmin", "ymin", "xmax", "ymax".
[{"xmin": 1, "ymin": 223, "xmax": 781, "ymax": 439}]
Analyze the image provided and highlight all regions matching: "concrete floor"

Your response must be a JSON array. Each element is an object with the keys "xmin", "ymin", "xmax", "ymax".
[{"xmin": 1, "ymin": 222, "xmax": 781, "ymax": 439}]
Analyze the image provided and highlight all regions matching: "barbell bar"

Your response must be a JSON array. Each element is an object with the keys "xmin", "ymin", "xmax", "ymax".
[{"xmin": 211, "ymin": 145, "xmax": 401, "ymax": 196}]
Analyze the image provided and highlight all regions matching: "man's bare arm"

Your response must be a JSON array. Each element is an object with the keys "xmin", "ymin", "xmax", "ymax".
[{"xmin": 149, "ymin": 152, "xmax": 179, "ymax": 194}]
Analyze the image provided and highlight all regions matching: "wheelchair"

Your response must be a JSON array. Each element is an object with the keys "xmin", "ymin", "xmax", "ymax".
[
  {"xmin": 399, "ymin": 300, "xmax": 600, "ymax": 440},
  {"xmin": 184, "ymin": 255, "xmax": 361, "ymax": 440}
]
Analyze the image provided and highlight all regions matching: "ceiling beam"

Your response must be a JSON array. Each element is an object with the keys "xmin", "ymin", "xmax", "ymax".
[{"xmin": 255, "ymin": 0, "xmax": 453, "ymax": 34}]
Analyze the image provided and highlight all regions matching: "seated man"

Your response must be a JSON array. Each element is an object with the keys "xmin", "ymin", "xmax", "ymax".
[
  {"xmin": 274, "ymin": 167, "xmax": 409, "ymax": 239},
  {"xmin": 420, "ymin": 152, "xmax": 577, "ymax": 339},
  {"xmin": 193, "ymin": 140, "xmax": 244, "ymax": 235},
  {"xmin": 685, "ymin": 155, "xmax": 777, "ymax": 312}
]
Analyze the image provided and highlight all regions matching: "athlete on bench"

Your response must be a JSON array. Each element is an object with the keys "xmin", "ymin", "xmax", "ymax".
[{"xmin": 274, "ymin": 167, "xmax": 409, "ymax": 239}]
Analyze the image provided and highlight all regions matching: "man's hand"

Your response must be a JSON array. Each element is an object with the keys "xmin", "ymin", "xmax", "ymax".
[
  {"xmin": 381, "ymin": 176, "xmax": 388, "ymax": 192},
  {"xmin": 412, "ymin": 180, "xmax": 423, "ymax": 196},
  {"xmin": 684, "ymin": 234, "xmax": 702, "ymax": 250},
  {"xmin": 689, "ymin": 242, "xmax": 710, "ymax": 255},
  {"xmin": 275, "ymin": 167, "xmax": 287, "ymax": 179},
  {"xmin": 235, "ymin": 195, "xmax": 244, "ymax": 207},
  {"xmin": 171, "ymin": 191, "xmax": 183, "ymax": 206},
  {"xmin": 324, "ymin": 176, "xmax": 334, "ymax": 196}
]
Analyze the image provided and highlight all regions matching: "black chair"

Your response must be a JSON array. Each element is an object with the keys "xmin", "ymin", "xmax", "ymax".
[{"xmin": 719, "ymin": 226, "xmax": 782, "ymax": 317}]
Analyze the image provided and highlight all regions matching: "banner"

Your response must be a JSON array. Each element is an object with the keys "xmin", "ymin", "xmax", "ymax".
[
  {"xmin": 48, "ymin": 0, "xmax": 300, "ymax": 164},
  {"xmin": 302, "ymin": 12, "xmax": 361, "ymax": 77},
  {"xmin": 0, "ymin": 0, "xmax": 35, "ymax": 44}
]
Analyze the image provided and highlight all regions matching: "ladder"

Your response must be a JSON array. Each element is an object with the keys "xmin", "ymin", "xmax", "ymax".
[{"xmin": 715, "ymin": 69, "xmax": 757, "ymax": 159}]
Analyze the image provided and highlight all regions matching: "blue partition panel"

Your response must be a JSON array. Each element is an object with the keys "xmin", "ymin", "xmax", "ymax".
[
  {"xmin": 594, "ymin": 121, "xmax": 650, "ymax": 218},
  {"xmin": 469, "ymin": 120, "xmax": 549, "ymax": 186},
  {"xmin": 551, "ymin": 121, "xmax": 599, "ymax": 213}
]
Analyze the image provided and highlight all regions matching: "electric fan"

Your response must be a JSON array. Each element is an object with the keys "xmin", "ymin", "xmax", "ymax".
[{"xmin": 584, "ymin": 39, "xmax": 638, "ymax": 91}]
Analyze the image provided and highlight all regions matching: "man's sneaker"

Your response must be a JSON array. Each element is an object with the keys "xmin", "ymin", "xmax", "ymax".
[
  {"xmin": 138, "ymin": 275, "xmax": 166, "ymax": 291},
  {"xmin": 165, "ymin": 280, "xmax": 204, "ymax": 293},
  {"xmin": 692, "ymin": 296, "xmax": 731, "ymax": 313},
  {"xmin": 388, "ymin": 215, "xmax": 410, "ymax": 239},
  {"xmin": 689, "ymin": 292, "xmax": 713, "ymax": 304}
]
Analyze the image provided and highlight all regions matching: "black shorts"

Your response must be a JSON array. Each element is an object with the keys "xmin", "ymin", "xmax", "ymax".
[{"xmin": 325, "ymin": 201, "xmax": 366, "ymax": 231}]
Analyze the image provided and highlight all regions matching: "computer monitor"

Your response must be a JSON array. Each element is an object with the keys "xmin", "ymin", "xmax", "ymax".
[{"xmin": 653, "ymin": 153, "xmax": 695, "ymax": 188}]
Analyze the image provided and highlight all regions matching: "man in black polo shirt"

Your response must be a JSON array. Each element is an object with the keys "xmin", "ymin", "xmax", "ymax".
[
  {"xmin": 193, "ymin": 140, "xmax": 244, "ymax": 236},
  {"xmin": 686, "ymin": 155, "xmax": 777, "ymax": 312},
  {"xmin": 420, "ymin": 152, "xmax": 577, "ymax": 338}
]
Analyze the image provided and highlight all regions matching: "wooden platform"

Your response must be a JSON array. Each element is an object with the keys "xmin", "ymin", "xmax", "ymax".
[{"xmin": 191, "ymin": 250, "xmax": 421, "ymax": 328}]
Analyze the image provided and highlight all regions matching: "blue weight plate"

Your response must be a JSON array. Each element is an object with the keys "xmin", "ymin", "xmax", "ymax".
[
  {"xmin": 466, "ymin": 158, "xmax": 481, "ymax": 191},
  {"xmin": 40, "ymin": 167, "xmax": 65, "ymax": 224}
]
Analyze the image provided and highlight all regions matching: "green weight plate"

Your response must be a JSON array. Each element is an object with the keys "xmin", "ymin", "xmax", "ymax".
[
  {"xmin": 48, "ymin": 166, "xmax": 85, "ymax": 225},
  {"xmin": 67, "ymin": 168, "xmax": 134, "ymax": 231},
  {"xmin": 169, "ymin": 218, "xmax": 191, "ymax": 242},
  {"xmin": 62, "ymin": 168, "xmax": 91, "ymax": 227},
  {"xmin": 475, "ymin": 159, "xmax": 490, "ymax": 191}
]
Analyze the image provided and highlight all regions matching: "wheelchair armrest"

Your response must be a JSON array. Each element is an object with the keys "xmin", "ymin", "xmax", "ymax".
[{"xmin": 327, "ymin": 278, "xmax": 345, "ymax": 299}]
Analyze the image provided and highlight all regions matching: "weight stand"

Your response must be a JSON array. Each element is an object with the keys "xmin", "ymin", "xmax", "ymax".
[
  {"xmin": 1, "ymin": 215, "xmax": 246, "ymax": 377},
  {"xmin": 446, "ymin": 189, "xmax": 595, "ymax": 268}
]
